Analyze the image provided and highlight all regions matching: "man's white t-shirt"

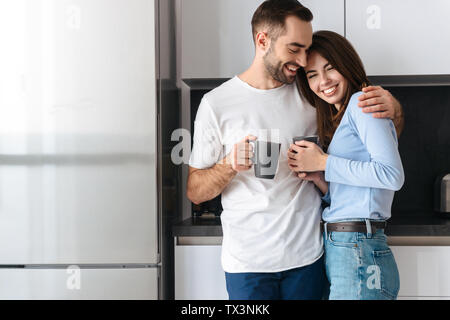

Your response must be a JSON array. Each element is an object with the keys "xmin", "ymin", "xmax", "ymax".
[{"xmin": 189, "ymin": 76, "xmax": 323, "ymax": 273}]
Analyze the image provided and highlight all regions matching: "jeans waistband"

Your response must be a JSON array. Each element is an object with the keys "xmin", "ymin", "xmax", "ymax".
[{"xmin": 322, "ymin": 218, "xmax": 387, "ymax": 239}]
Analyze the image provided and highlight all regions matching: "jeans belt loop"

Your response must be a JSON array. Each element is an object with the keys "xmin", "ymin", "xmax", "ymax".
[
  {"xmin": 324, "ymin": 222, "xmax": 329, "ymax": 240},
  {"xmin": 365, "ymin": 219, "xmax": 373, "ymax": 238}
]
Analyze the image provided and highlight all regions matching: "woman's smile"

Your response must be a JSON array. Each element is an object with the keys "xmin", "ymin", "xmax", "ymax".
[{"xmin": 322, "ymin": 84, "xmax": 338, "ymax": 97}]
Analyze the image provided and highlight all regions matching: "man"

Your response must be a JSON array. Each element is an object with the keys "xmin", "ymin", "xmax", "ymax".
[{"xmin": 187, "ymin": 0, "xmax": 403, "ymax": 300}]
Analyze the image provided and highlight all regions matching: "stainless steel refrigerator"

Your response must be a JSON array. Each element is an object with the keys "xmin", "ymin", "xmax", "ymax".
[{"xmin": 0, "ymin": 0, "xmax": 166, "ymax": 299}]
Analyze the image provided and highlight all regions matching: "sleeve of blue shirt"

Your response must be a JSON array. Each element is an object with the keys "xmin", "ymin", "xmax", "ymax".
[{"xmin": 324, "ymin": 92, "xmax": 405, "ymax": 191}]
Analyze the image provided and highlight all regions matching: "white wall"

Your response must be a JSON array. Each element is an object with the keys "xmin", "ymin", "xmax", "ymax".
[
  {"xmin": 177, "ymin": 0, "xmax": 259, "ymax": 81},
  {"xmin": 177, "ymin": 0, "xmax": 345, "ymax": 80}
]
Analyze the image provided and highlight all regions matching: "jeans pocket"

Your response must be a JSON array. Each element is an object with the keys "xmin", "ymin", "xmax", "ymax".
[
  {"xmin": 371, "ymin": 230, "xmax": 388, "ymax": 241},
  {"xmin": 372, "ymin": 249, "xmax": 400, "ymax": 299},
  {"xmin": 327, "ymin": 232, "xmax": 358, "ymax": 248}
]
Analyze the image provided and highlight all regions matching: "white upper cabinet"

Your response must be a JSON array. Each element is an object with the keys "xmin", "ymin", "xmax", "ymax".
[
  {"xmin": 178, "ymin": 0, "xmax": 344, "ymax": 79},
  {"xmin": 346, "ymin": 0, "xmax": 450, "ymax": 76},
  {"xmin": 302, "ymin": 0, "xmax": 345, "ymax": 36}
]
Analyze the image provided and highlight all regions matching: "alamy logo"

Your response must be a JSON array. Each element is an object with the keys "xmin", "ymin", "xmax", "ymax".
[
  {"xmin": 366, "ymin": 5, "xmax": 381, "ymax": 30},
  {"xmin": 170, "ymin": 127, "xmax": 282, "ymax": 166},
  {"xmin": 171, "ymin": 128, "xmax": 191, "ymax": 165},
  {"xmin": 366, "ymin": 265, "xmax": 381, "ymax": 290},
  {"xmin": 66, "ymin": 5, "xmax": 82, "ymax": 30},
  {"xmin": 66, "ymin": 265, "xmax": 81, "ymax": 290}
]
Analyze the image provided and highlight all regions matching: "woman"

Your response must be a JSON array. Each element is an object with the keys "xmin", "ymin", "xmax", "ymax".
[{"xmin": 287, "ymin": 30, "xmax": 404, "ymax": 300}]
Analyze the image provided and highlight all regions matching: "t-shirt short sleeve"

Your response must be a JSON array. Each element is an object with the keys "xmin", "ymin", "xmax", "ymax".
[{"xmin": 189, "ymin": 97, "xmax": 224, "ymax": 169}]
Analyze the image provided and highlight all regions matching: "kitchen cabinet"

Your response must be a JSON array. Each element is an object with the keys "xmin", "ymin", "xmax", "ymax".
[
  {"xmin": 346, "ymin": 0, "xmax": 450, "ymax": 76},
  {"xmin": 175, "ymin": 243, "xmax": 228, "ymax": 300},
  {"xmin": 174, "ymin": 240, "xmax": 450, "ymax": 300},
  {"xmin": 0, "ymin": 268, "xmax": 158, "ymax": 300},
  {"xmin": 178, "ymin": 0, "xmax": 344, "ymax": 79},
  {"xmin": 391, "ymin": 246, "xmax": 450, "ymax": 298},
  {"xmin": 301, "ymin": 0, "xmax": 345, "ymax": 36}
]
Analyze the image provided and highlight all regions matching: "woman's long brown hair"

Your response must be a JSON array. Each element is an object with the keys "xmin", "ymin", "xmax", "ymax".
[{"xmin": 297, "ymin": 30, "xmax": 371, "ymax": 150}]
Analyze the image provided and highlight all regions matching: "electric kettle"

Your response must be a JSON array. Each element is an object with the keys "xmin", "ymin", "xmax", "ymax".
[{"xmin": 434, "ymin": 173, "xmax": 450, "ymax": 213}]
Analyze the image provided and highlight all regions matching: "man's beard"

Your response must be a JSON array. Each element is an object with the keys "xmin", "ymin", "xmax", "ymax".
[{"xmin": 263, "ymin": 44, "xmax": 296, "ymax": 85}]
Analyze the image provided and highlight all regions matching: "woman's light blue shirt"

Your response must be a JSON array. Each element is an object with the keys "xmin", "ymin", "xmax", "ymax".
[{"xmin": 322, "ymin": 91, "xmax": 404, "ymax": 222}]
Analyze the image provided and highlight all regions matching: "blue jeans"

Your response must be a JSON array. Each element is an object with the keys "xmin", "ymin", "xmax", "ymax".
[
  {"xmin": 323, "ymin": 219, "xmax": 400, "ymax": 300},
  {"xmin": 225, "ymin": 255, "xmax": 327, "ymax": 300}
]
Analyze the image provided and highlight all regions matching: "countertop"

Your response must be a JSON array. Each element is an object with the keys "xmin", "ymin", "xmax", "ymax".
[{"xmin": 172, "ymin": 212, "xmax": 450, "ymax": 238}]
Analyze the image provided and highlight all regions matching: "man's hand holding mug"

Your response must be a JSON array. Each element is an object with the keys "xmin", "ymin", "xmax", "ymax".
[{"xmin": 222, "ymin": 135, "xmax": 257, "ymax": 172}]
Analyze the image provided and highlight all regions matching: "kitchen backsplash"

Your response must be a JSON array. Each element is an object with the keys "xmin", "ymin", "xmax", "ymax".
[
  {"xmin": 388, "ymin": 86, "xmax": 450, "ymax": 215},
  {"xmin": 186, "ymin": 81, "xmax": 450, "ymax": 217}
]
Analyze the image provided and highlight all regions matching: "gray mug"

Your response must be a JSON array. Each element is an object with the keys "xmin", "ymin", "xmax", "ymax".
[
  {"xmin": 291, "ymin": 135, "xmax": 320, "ymax": 173},
  {"xmin": 249, "ymin": 140, "xmax": 281, "ymax": 179},
  {"xmin": 292, "ymin": 135, "xmax": 319, "ymax": 145}
]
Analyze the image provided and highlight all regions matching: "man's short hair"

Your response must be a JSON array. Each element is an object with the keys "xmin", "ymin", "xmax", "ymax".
[{"xmin": 251, "ymin": 0, "xmax": 313, "ymax": 43}]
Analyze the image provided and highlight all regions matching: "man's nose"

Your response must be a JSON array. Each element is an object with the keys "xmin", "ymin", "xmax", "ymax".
[{"xmin": 296, "ymin": 51, "xmax": 308, "ymax": 68}]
